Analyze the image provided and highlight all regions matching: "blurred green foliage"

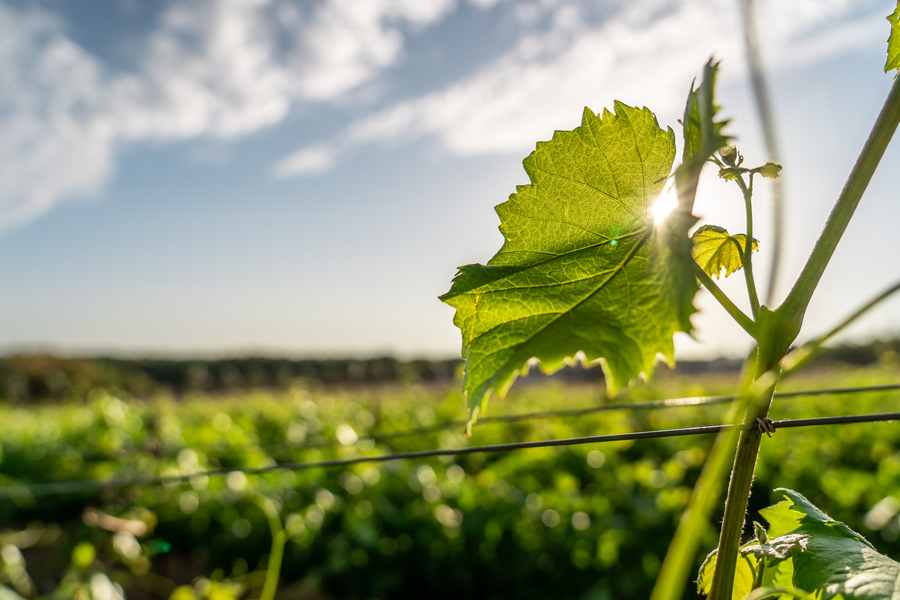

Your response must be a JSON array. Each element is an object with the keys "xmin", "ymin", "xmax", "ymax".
[{"xmin": 0, "ymin": 366, "xmax": 898, "ymax": 598}]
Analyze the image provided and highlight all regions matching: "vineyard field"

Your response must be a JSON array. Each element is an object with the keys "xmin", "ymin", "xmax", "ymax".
[{"xmin": 1, "ymin": 365, "xmax": 899, "ymax": 599}]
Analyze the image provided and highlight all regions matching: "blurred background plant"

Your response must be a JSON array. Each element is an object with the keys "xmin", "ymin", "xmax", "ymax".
[{"xmin": 0, "ymin": 351, "xmax": 899, "ymax": 598}]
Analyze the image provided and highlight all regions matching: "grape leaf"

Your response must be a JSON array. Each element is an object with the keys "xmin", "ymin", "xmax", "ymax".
[
  {"xmin": 691, "ymin": 225, "xmax": 759, "ymax": 279},
  {"xmin": 743, "ymin": 588, "xmax": 814, "ymax": 600},
  {"xmin": 887, "ymin": 1, "xmax": 900, "ymax": 73},
  {"xmin": 697, "ymin": 546, "xmax": 758, "ymax": 599},
  {"xmin": 697, "ymin": 536, "xmax": 807, "ymax": 599},
  {"xmin": 440, "ymin": 102, "xmax": 698, "ymax": 429},
  {"xmin": 677, "ymin": 59, "xmax": 731, "ymax": 211},
  {"xmin": 759, "ymin": 488, "xmax": 900, "ymax": 599}
]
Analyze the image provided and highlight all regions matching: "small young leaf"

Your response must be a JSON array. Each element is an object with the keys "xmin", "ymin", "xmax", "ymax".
[
  {"xmin": 760, "ymin": 488, "xmax": 900, "ymax": 599},
  {"xmin": 691, "ymin": 225, "xmax": 759, "ymax": 279},
  {"xmin": 677, "ymin": 59, "xmax": 731, "ymax": 211},
  {"xmin": 441, "ymin": 102, "xmax": 698, "ymax": 430},
  {"xmin": 886, "ymin": 1, "xmax": 900, "ymax": 73},
  {"xmin": 697, "ymin": 537, "xmax": 806, "ymax": 598},
  {"xmin": 718, "ymin": 167, "xmax": 742, "ymax": 181},
  {"xmin": 696, "ymin": 546, "xmax": 757, "ymax": 599},
  {"xmin": 742, "ymin": 587, "xmax": 813, "ymax": 600}
]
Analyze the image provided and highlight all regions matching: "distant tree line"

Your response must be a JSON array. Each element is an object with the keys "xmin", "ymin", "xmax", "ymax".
[
  {"xmin": 0, "ymin": 355, "xmax": 460, "ymax": 403},
  {"xmin": 0, "ymin": 338, "xmax": 897, "ymax": 403}
]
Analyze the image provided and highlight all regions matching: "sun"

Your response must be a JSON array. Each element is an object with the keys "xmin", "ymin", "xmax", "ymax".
[{"xmin": 650, "ymin": 184, "xmax": 678, "ymax": 225}]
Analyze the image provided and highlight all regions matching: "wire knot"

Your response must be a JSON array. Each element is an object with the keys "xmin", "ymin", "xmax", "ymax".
[{"xmin": 755, "ymin": 416, "xmax": 776, "ymax": 437}]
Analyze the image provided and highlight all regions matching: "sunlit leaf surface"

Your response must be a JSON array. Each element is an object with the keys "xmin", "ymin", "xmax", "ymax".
[
  {"xmin": 691, "ymin": 225, "xmax": 759, "ymax": 280},
  {"xmin": 441, "ymin": 102, "xmax": 698, "ymax": 429}
]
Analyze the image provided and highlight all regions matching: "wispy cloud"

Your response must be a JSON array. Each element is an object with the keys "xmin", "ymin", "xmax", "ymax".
[
  {"xmin": 0, "ymin": 0, "xmax": 459, "ymax": 228},
  {"xmin": 272, "ymin": 145, "xmax": 338, "ymax": 177},
  {"xmin": 0, "ymin": 8, "xmax": 113, "ymax": 228},
  {"xmin": 0, "ymin": 0, "xmax": 886, "ymax": 225},
  {"xmin": 274, "ymin": 0, "xmax": 886, "ymax": 178}
]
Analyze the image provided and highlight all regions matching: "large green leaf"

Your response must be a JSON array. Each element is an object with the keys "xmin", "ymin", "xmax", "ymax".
[
  {"xmin": 759, "ymin": 488, "xmax": 900, "ymax": 599},
  {"xmin": 887, "ymin": 1, "xmax": 900, "ymax": 73},
  {"xmin": 441, "ymin": 102, "xmax": 698, "ymax": 429},
  {"xmin": 698, "ymin": 490, "xmax": 900, "ymax": 599}
]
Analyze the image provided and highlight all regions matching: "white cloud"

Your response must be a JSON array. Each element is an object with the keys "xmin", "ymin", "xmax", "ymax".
[
  {"xmin": 273, "ymin": 145, "xmax": 337, "ymax": 177},
  {"xmin": 0, "ymin": 8, "xmax": 113, "ymax": 228},
  {"xmin": 285, "ymin": 0, "xmax": 456, "ymax": 100},
  {"xmin": 111, "ymin": 0, "xmax": 292, "ymax": 140},
  {"xmin": 0, "ymin": 0, "xmax": 885, "ymax": 224},
  {"xmin": 275, "ymin": 0, "xmax": 886, "ymax": 176},
  {"xmin": 0, "ymin": 0, "xmax": 460, "ymax": 228}
]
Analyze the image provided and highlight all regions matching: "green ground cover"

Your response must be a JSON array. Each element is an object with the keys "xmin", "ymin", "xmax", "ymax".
[{"xmin": 1, "ymin": 365, "xmax": 899, "ymax": 599}]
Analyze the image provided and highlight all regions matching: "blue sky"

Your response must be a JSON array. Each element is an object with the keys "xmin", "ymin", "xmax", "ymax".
[{"xmin": 0, "ymin": 0, "xmax": 898, "ymax": 359}]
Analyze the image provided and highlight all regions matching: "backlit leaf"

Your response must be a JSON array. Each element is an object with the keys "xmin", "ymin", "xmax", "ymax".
[
  {"xmin": 696, "ymin": 546, "xmax": 757, "ymax": 599},
  {"xmin": 441, "ymin": 102, "xmax": 698, "ymax": 430},
  {"xmin": 691, "ymin": 225, "xmax": 758, "ymax": 279}
]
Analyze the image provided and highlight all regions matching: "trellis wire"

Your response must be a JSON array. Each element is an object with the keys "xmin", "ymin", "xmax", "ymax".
[
  {"xmin": 5, "ymin": 410, "xmax": 900, "ymax": 498},
  {"xmin": 72, "ymin": 383, "xmax": 900, "ymax": 460},
  {"xmin": 354, "ymin": 383, "xmax": 900, "ymax": 446}
]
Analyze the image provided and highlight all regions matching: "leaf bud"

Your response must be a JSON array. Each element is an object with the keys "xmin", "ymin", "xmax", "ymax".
[
  {"xmin": 757, "ymin": 162, "xmax": 782, "ymax": 179},
  {"xmin": 720, "ymin": 145, "xmax": 739, "ymax": 166},
  {"xmin": 753, "ymin": 521, "xmax": 768, "ymax": 545}
]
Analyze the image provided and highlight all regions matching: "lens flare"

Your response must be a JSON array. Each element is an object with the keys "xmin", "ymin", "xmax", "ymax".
[{"xmin": 650, "ymin": 185, "xmax": 678, "ymax": 225}]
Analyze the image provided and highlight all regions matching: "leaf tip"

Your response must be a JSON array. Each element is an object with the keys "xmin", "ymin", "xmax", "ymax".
[
  {"xmin": 581, "ymin": 106, "xmax": 596, "ymax": 124},
  {"xmin": 887, "ymin": 2, "xmax": 900, "ymax": 73}
]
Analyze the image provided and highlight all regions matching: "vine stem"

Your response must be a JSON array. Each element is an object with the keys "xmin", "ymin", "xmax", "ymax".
[
  {"xmin": 693, "ymin": 262, "xmax": 756, "ymax": 336},
  {"xmin": 708, "ymin": 76, "xmax": 900, "ymax": 600},
  {"xmin": 751, "ymin": 553, "xmax": 766, "ymax": 590},
  {"xmin": 707, "ymin": 349, "xmax": 777, "ymax": 599},
  {"xmin": 736, "ymin": 174, "xmax": 761, "ymax": 318}
]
